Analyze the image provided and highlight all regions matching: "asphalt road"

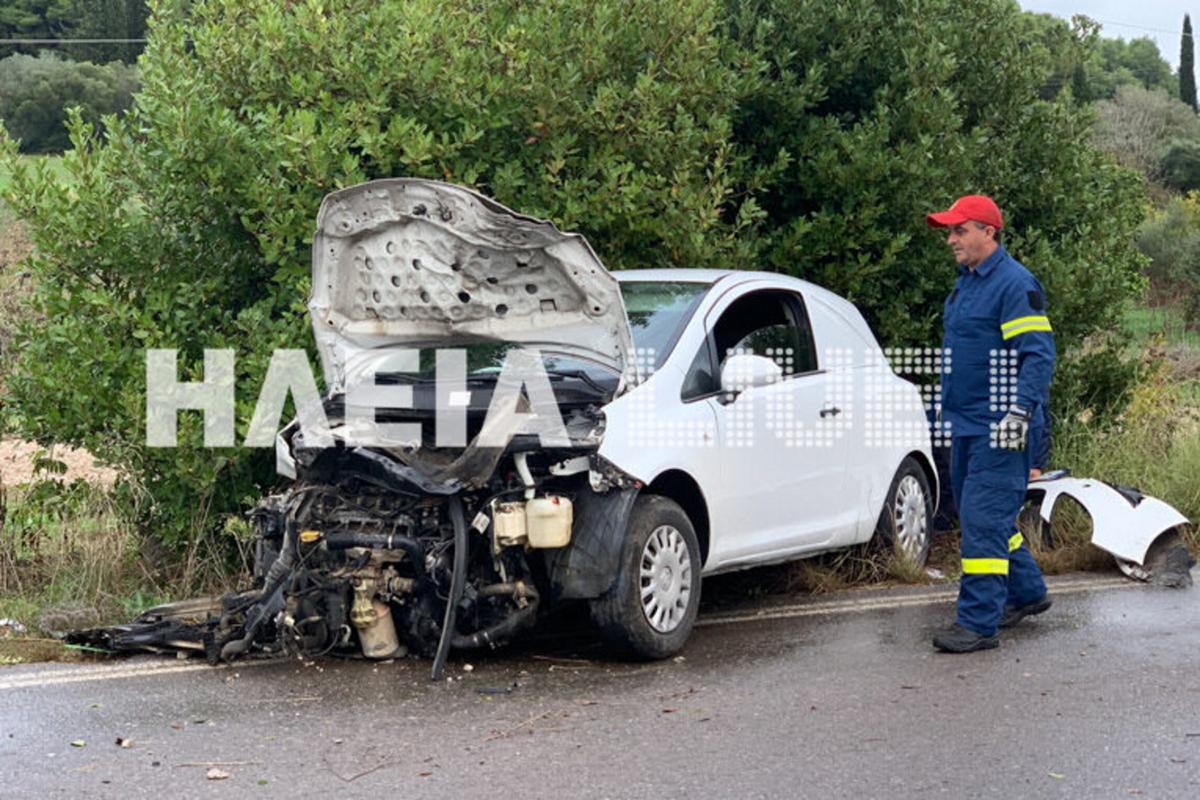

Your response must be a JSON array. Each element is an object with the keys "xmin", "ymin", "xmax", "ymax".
[{"xmin": 2, "ymin": 571, "xmax": 1198, "ymax": 799}]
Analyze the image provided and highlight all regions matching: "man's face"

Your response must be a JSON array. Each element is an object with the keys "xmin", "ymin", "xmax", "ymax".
[{"xmin": 945, "ymin": 222, "xmax": 996, "ymax": 267}]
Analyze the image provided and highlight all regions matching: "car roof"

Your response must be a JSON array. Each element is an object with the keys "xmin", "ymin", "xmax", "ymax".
[
  {"xmin": 610, "ymin": 268, "xmax": 841, "ymax": 304},
  {"xmin": 612, "ymin": 268, "xmax": 876, "ymax": 340},
  {"xmin": 614, "ymin": 267, "xmax": 819, "ymax": 285},
  {"xmin": 610, "ymin": 268, "xmax": 733, "ymax": 284}
]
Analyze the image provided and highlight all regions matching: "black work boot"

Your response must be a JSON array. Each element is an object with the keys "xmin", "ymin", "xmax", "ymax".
[
  {"xmin": 932, "ymin": 623, "xmax": 999, "ymax": 653},
  {"xmin": 999, "ymin": 595, "xmax": 1052, "ymax": 628}
]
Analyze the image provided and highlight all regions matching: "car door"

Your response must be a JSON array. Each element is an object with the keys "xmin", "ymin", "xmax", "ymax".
[{"xmin": 684, "ymin": 287, "xmax": 854, "ymax": 568}]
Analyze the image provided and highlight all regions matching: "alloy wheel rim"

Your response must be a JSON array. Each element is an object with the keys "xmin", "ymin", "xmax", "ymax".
[
  {"xmin": 639, "ymin": 525, "xmax": 692, "ymax": 633},
  {"xmin": 893, "ymin": 475, "xmax": 928, "ymax": 559}
]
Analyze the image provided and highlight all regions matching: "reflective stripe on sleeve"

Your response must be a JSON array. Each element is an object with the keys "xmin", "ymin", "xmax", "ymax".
[
  {"xmin": 1001, "ymin": 315, "xmax": 1052, "ymax": 340},
  {"xmin": 1008, "ymin": 532, "xmax": 1024, "ymax": 552},
  {"xmin": 962, "ymin": 557, "xmax": 1009, "ymax": 575}
]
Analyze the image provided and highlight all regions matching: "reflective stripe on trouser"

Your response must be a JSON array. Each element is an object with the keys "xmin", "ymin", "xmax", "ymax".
[{"xmin": 950, "ymin": 435, "xmax": 1048, "ymax": 636}]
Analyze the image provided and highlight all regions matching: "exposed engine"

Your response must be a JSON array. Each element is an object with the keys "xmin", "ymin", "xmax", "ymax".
[
  {"xmin": 240, "ymin": 467, "xmax": 555, "ymax": 664},
  {"xmin": 68, "ymin": 441, "xmax": 633, "ymax": 680}
]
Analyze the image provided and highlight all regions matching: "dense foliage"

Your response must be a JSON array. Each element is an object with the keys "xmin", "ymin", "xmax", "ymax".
[
  {"xmin": 1093, "ymin": 84, "xmax": 1200, "ymax": 182},
  {"xmin": 1161, "ymin": 139, "xmax": 1200, "ymax": 192},
  {"xmin": 1021, "ymin": 13, "xmax": 1179, "ymax": 104},
  {"xmin": 0, "ymin": 0, "xmax": 150, "ymax": 63},
  {"xmin": 0, "ymin": 52, "xmax": 138, "ymax": 152},
  {"xmin": 0, "ymin": 0, "xmax": 1150, "ymax": 545},
  {"xmin": 728, "ymin": 0, "xmax": 1146, "ymax": 349},
  {"xmin": 1137, "ymin": 194, "xmax": 1200, "ymax": 321}
]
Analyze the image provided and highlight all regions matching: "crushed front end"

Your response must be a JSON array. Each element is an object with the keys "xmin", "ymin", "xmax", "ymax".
[{"xmin": 69, "ymin": 178, "xmax": 642, "ymax": 678}]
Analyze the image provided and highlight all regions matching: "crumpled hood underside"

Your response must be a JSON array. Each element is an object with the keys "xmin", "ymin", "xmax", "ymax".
[{"xmin": 310, "ymin": 178, "xmax": 633, "ymax": 390}]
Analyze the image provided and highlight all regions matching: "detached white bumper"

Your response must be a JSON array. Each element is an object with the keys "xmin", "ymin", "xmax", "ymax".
[{"xmin": 1028, "ymin": 475, "xmax": 1190, "ymax": 565}]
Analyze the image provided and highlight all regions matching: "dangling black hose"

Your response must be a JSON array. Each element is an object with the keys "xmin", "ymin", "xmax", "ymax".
[
  {"xmin": 450, "ymin": 584, "xmax": 540, "ymax": 650},
  {"xmin": 431, "ymin": 494, "xmax": 468, "ymax": 681},
  {"xmin": 220, "ymin": 525, "xmax": 299, "ymax": 661}
]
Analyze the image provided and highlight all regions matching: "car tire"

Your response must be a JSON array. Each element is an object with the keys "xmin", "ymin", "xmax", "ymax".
[
  {"xmin": 589, "ymin": 495, "xmax": 702, "ymax": 660},
  {"xmin": 874, "ymin": 456, "xmax": 934, "ymax": 567}
]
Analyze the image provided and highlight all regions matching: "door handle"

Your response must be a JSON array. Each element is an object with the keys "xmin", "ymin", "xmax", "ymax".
[{"xmin": 819, "ymin": 406, "xmax": 841, "ymax": 418}]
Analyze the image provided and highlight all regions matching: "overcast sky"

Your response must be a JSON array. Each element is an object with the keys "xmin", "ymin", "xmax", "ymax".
[{"xmin": 1019, "ymin": 0, "xmax": 1195, "ymax": 70}]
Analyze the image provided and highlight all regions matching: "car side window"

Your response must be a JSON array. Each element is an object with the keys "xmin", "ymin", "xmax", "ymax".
[
  {"xmin": 730, "ymin": 323, "xmax": 801, "ymax": 372},
  {"xmin": 681, "ymin": 289, "xmax": 819, "ymax": 401}
]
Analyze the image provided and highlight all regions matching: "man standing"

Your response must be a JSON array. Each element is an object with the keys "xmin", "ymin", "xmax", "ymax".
[{"xmin": 926, "ymin": 195, "xmax": 1054, "ymax": 653}]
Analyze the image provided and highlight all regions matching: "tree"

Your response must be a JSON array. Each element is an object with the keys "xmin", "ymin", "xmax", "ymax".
[
  {"xmin": 0, "ymin": 0, "xmax": 76, "ymax": 59},
  {"xmin": 0, "ymin": 1, "xmax": 150, "ymax": 63},
  {"xmin": 69, "ymin": 1, "xmax": 151, "ymax": 65},
  {"xmin": 1081, "ymin": 36, "xmax": 1176, "ymax": 100},
  {"xmin": 1182, "ymin": 14, "xmax": 1197, "ymax": 112},
  {"xmin": 1161, "ymin": 139, "xmax": 1200, "ymax": 190},
  {"xmin": 1019, "ymin": 12, "xmax": 1099, "ymax": 102},
  {"xmin": 1093, "ymin": 84, "xmax": 1200, "ymax": 180},
  {"xmin": 729, "ymin": 0, "xmax": 1146, "ymax": 350},
  {"xmin": 0, "ymin": 52, "xmax": 138, "ymax": 152},
  {"xmin": 0, "ymin": 0, "xmax": 1149, "ymax": 547}
]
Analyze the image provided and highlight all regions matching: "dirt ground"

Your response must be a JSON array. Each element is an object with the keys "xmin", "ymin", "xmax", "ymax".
[{"xmin": 0, "ymin": 438, "xmax": 118, "ymax": 487}]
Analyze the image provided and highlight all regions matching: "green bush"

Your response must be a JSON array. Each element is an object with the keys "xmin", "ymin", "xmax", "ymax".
[
  {"xmin": 728, "ymin": 0, "xmax": 1147, "ymax": 351},
  {"xmin": 1136, "ymin": 193, "xmax": 1200, "ymax": 320},
  {"xmin": 0, "ymin": 53, "xmax": 139, "ymax": 153},
  {"xmin": 1160, "ymin": 138, "xmax": 1200, "ymax": 192},
  {"xmin": 0, "ymin": 0, "xmax": 1151, "ymax": 549}
]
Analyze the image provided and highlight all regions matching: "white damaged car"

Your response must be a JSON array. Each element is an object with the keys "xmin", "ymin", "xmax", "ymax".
[{"xmin": 76, "ymin": 179, "xmax": 937, "ymax": 675}]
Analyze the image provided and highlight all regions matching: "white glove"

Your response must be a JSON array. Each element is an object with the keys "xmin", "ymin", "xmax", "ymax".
[{"xmin": 997, "ymin": 404, "xmax": 1030, "ymax": 451}]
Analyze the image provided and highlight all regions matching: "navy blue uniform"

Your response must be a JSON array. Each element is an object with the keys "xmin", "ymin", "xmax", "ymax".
[{"xmin": 942, "ymin": 245, "xmax": 1053, "ymax": 635}]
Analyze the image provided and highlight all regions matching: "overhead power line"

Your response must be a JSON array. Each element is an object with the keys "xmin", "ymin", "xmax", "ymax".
[
  {"xmin": 1092, "ymin": 19, "xmax": 1192, "ymax": 39},
  {"xmin": 0, "ymin": 37, "xmax": 149, "ymax": 43}
]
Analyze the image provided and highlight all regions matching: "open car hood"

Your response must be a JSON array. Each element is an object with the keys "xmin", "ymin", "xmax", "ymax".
[{"xmin": 310, "ymin": 179, "xmax": 634, "ymax": 390}]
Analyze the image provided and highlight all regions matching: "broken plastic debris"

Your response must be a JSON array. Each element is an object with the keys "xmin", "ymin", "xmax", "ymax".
[
  {"xmin": 0, "ymin": 618, "xmax": 26, "ymax": 636},
  {"xmin": 476, "ymin": 684, "xmax": 515, "ymax": 695}
]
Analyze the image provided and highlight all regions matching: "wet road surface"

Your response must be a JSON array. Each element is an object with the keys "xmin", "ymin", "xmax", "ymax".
[{"xmin": 2, "ymin": 571, "xmax": 1198, "ymax": 798}]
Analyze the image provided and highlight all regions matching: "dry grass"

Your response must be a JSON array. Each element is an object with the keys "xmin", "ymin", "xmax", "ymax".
[
  {"xmin": 0, "ymin": 476, "xmax": 253, "ymax": 639},
  {"xmin": 1019, "ymin": 495, "xmax": 1122, "ymax": 576},
  {"xmin": 0, "ymin": 216, "xmax": 33, "ymax": 398},
  {"xmin": 0, "ymin": 481, "xmax": 162, "ymax": 628},
  {"xmin": 785, "ymin": 543, "xmax": 934, "ymax": 594},
  {"xmin": 1053, "ymin": 360, "xmax": 1200, "ymax": 555}
]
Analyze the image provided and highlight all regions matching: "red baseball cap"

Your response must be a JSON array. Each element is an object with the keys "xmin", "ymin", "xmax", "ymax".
[{"xmin": 926, "ymin": 194, "xmax": 1004, "ymax": 230}]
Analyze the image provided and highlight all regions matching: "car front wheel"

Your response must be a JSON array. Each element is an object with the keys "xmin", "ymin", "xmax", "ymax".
[{"xmin": 589, "ymin": 495, "xmax": 701, "ymax": 659}]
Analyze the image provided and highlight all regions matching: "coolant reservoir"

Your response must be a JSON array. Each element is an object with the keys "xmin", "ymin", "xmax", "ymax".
[{"xmin": 526, "ymin": 495, "xmax": 573, "ymax": 548}]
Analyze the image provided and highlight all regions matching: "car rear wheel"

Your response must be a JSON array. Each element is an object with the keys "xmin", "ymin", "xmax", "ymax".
[
  {"xmin": 874, "ymin": 456, "xmax": 933, "ymax": 566},
  {"xmin": 589, "ymin": 495, "xmax": 701, "ymax": 659}
]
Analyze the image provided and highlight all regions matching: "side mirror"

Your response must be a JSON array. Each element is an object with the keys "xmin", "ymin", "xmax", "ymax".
[{"xmin": 719, "ymin": 353, "xmax": 783, "ymax": 400}]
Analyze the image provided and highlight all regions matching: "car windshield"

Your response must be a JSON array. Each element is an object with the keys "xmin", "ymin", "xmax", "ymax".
[
  {"xmin": 369, "ymin": 342, "xmax": 615, "ymax": 388},
  {"xmin": 619, "ymin": 281, "xmax": 709, "ymax": 369}
]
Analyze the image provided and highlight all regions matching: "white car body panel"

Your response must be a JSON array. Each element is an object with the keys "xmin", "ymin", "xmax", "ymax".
[
  {"xmin": 600, "ymin": 270, "xmax": 937, "ymax": 574},
  {"xmin": 1030, "ymin": 476, "xmax": 1190, "ymax": 564}
]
